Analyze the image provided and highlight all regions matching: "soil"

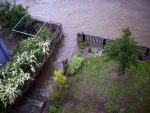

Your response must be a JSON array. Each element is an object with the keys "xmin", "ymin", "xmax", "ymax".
[
  {"xmin": 77, "ymin": 80, "xmax": 96, "ymax": 100},
  {"xmin": 63, "ymin": 99, "xmax": 78, "ymax": 112},
  {"xmin": 96, "ymin": 97, "xmax": 105, "ymax": 112},
  {"xmin": 111, "ymin": 70, "xmax": 131, "ymax": 85},
  {"xmin": 82, "ymin": 45, "xmax": 103, "ymax": 57}
]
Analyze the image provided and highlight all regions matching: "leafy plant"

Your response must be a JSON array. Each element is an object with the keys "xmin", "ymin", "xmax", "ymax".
[
  {"xmin": 0, "ymin": 0, "xmax": 11, "ymax": 16},
  {"xmin": 52, "ymin": 70, "xmax": 69, "ymax": 106},
  {"xmin": 0, "ymin": 0, "xmax": 28, "ymax": 27},
  {"xmin": 105, "ymin": 101, "xmax": 120, "ymax": 113},
  {"xmin": 66, "ymin": 55, "xmax": 84, "ymax": 75},
  {"xmin": 104, "ymin": 28, "xmax": 141, "ymax": 74},
  {"xmin": 53, "ymin": 70, "xmax": 68, "ymax": 88},
  {"xmin": 0, "ymin": 27, "xmax": 51, "ymax": 107},
  {"xmin": 79, "ymin": 41, "xmax": 89, "ymax": 50},
  {"xmin": 49, "ymin": 105, "xmax": 58, "ymax": 113}
]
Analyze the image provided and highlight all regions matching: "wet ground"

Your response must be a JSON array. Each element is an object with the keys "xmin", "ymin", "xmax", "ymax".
[{"xmin": 13, "ymin": 0, "xmax": 150, "ymax": 112}]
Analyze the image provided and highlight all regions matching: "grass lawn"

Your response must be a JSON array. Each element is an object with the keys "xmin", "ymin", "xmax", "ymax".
[{"xmin": 57, "ymin": 56, "xmax": 150, "ymax": 113}]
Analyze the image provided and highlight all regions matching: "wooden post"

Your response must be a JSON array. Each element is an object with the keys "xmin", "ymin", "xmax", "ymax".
[
  {"xmin": 62, "ymin": 59, "xmax": 68, "ymax": 74},
  {"xmin": 77, "ymin": 32, "xmax": 85, "ymax": 44},
  {"xmin": 145, "ymin": 49, "xmax": 150, "ymax": 55},
  {"xmin": 103, "ymin": 39, "xmax": 106, "ymax": 46}
]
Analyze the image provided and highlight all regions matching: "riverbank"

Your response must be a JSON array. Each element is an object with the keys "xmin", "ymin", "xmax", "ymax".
[{"xmin": 57, "ymin": 56, "xmax": 150, "ymax": 113}]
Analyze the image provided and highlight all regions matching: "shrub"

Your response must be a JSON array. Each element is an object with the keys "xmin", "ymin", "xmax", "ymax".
[
  {"xmin": 105, "ymin": 101, "xmax": 120, "ymax": 113},
  {"xmin": 104, "ymin": 28, "xmax": 141, "ymax": 74},
  {"xmin": 53, "ymin": 70, "xmax": 68, "ymax": 88},
  {"xmin": 66, "ymin": 55, "xmax": 84, "ymax": 75},
  {"xmin": 79, "ymin": 41, "xmax": 89, "ymax": 50},
  {"xmin": 49, "ymin": 105, "xmax": 58, "ymax": 113},
  {"xmin": 0, "ymin": 0, "xmax": 28, "ymax": 27},
  {"xmin": 52, "ymin": 70, "xmax": 69, "ymax": 106},
  {"xmin": 0, "ymin": 27, "xmax": 51, "ymax": 107}
]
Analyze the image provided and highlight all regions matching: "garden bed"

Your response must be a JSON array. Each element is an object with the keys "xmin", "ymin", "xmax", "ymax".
[
  {"xmin": 20, "ymin": 21, "xmax": 63, "ymax": 95},
  {"xmin": 65, "ymin": 41, "xmax": 104, "ymax": 76},
  {"xmin": 0, "ymin": 20, "xmax": 63, "ymax": 109}
]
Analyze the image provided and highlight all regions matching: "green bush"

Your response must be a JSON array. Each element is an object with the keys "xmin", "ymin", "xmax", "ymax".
[
  {"xmin": 66, "ymin": 55, "xmax": 84, "ymax": 75},
  {"xmin": 0, "ymin": 0, "xmax": 28, "ymax": 27},
  {"xmin": 52, "ymin": 70, "xmax": 69, "ymax": 106},
  {"xmin": 49, "ymin": 106, "xmax": 58, "ymax": 113},
  {"xmin": 53, "ymin": 70, "xmax": 68, "ymax": 88},
  {"xmin": 105, "ymin": 101, "xmax": 120, "ymax": 113},
  {"xmin": 79, "ymin": 41, "xmax": 89, "ymax": 50},
  {"xmin": 104, "ymin": 28, "xmax": 141, "ymax": 74},
  {"xmin": 0, "ymin": 28, "xmax": 51, "ymax": 107}
]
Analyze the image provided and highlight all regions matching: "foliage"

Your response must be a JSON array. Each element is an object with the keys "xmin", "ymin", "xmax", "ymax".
[
  {"xmin": 79, "ymin": 41, "xmax": 89, "ymax": 49},
  {"xmin": 0, "ymin": 27, "xmax": 51, "ymax": 107},
  {"xmin": 0, "ymin": 0, "xmax": 28, "ymax": 27},
  {"xmin": 105, "ymin": 101, "xmax": 120, "ymax": 113},
  {"xmin": 58, "ymin": 56, "xmax": 150, "ymax": 113},
  {"xmin": 66, "ymin": 55, "xmax": 84, "ymax": 75},
  {"xmin": 104, "ymin": 27, "xmax": 141, "ymax": 74},
  {"xmin": 52, "ymin": 70, "xmax": 69, "ymax": 106},
  {"xmin": 49, "ymin": 105, "xmax": 58, "ymax": 113},
  {"xmin": 0, "ymin": 0, "xmax": 10, "ymax": 16},
  {"xmin": 53, "ymin": 70, "xmax": 68, "ymax": 88},
  {"xmin": 107, "ymin": 61, "xmax": 150, "ymax": 113}
]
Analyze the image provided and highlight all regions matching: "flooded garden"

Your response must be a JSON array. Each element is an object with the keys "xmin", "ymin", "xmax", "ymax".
[{"xmin": 0, "ymin": 0, "xmax": 150, "ymax": 113}]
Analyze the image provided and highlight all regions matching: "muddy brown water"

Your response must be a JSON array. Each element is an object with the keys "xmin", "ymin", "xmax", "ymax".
[{"xmin": 14, "ymin": 0, "xmax": 150, "ymax": 111}]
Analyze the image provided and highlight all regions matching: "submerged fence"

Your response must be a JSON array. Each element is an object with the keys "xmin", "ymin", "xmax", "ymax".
[{"xmin": 77, "ymin": 32, "xmax": 150, "ymax": 55}]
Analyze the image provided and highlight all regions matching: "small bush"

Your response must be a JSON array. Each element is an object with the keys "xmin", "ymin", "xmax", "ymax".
[
  {"xmin": 105, "ymin": 101, "xmax": 120, "ymax": 113},
  {"xmin": 66, "ymin": 55, "xmax": 84, "ymax": 75},
  {"xmin": 52, "ymin": 70, "xmax": 69, "ymax": 106},
  {"xmin": 53, "ymin": 70, "xmax": 68, "ymax": 88},
  {"xmin": 0, "ymin": 0, "xmax": 28, "ymax": 27},
  {"xmin": 79, "ymin": 41, "xmax": 89, "ymax": 50},
  {"xmin": 49, "ymin": 106, "xmax": 58, "ymax": 113}
]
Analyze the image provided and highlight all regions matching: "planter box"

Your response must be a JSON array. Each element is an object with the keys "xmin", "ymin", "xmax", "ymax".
[{"xmin": 13, "ymin": 21, "xmax": 63, "ymax": 105}]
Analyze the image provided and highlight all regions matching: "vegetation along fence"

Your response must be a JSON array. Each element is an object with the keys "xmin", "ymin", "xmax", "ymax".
[{"xmin": 77, "ymin": 32, "xmax": 150, "ymax": 55}]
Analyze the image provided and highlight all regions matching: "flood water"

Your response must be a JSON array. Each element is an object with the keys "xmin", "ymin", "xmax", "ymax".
[{"xmin": 15, "ymin": 0, "xmax": 150, "ymax": 109}]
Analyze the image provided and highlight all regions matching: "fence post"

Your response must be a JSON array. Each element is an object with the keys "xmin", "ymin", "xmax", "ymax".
[
  {"xmin": 145, "ymin": 49, "xmax": 150, "ymax": 55},
  {"xmin": 103, "ymin": 39, "xmax": 106, "ymax": 48},
  {"xmin": 77, "ymin": 32, "xmax": 85, "ymax": 44}
]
